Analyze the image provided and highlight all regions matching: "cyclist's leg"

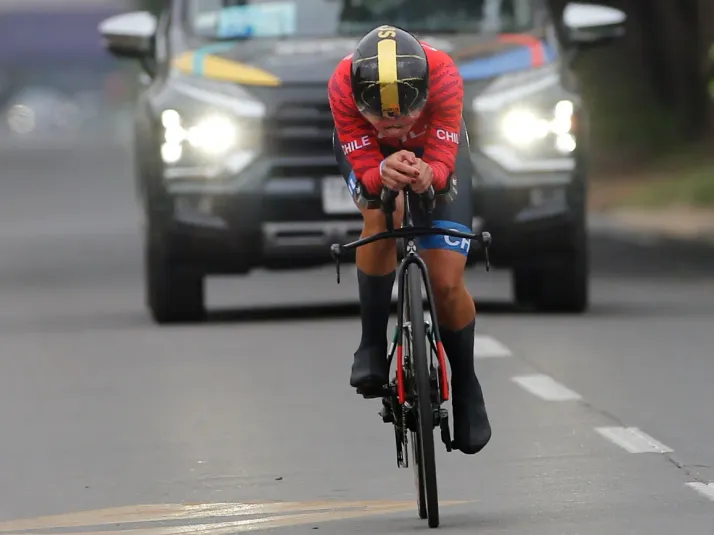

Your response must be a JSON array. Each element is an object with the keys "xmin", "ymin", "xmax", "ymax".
[
  {"xmin": 411, "ymin": 120, "xmax": 491, "ymax": 454},
  {"xmin": 332, "ymin": 131, "xmax": 403, "ymax": 397}
]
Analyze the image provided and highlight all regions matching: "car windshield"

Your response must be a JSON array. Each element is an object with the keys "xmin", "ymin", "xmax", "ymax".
[{"xmin": 184, "ymin": 0, "xmax": 535, "ymax": 40}]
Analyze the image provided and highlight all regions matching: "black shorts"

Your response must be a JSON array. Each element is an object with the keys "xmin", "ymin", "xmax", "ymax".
[{"xmin": 332, "ymin": 118, "xmax": 474, "ymax": 257}]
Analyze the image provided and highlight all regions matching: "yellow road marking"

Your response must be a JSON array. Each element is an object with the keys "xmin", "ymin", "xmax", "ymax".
[{"xmin": 0, "ymin": 501, "xmax": 468, "ymax": 534}]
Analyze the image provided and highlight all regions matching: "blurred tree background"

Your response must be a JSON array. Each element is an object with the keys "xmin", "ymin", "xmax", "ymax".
[
  {"xmin": 547, "ymin": 0, "xmax": 714, "ymax": 209},
  {"xmin": 549, "ymin": 1, "xmax": 714, "ymax": 167},
  {"xmin": 135, "ymin": 0, "xmax": 714, "ymax": 208}
]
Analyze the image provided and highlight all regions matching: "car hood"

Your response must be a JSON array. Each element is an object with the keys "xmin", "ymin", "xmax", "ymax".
[{"xmin": 172, "ymin": 33, "xmax": 558, "ymax": 87}]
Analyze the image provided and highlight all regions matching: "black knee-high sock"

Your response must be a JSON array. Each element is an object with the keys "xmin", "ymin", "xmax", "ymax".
[{"xmin": 356, "ymin": 269, "xmax": 396, "ymax": 352}]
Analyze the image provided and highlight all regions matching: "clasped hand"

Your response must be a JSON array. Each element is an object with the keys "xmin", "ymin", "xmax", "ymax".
[{"xmin": 380, "ymin": 150, "xmax": 433, "ymax": 194}]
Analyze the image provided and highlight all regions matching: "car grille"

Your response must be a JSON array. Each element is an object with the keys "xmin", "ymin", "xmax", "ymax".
[{"xmin": 267, "ymin": 101, "xmax": 335, "ymax": 157}]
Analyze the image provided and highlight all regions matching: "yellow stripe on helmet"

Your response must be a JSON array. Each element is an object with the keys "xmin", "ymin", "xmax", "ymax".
[{"xmin": 377, "ymin": 38, "xmax": 400, "ymax": 116}]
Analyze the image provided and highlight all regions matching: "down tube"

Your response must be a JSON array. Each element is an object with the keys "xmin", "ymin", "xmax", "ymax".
[{"xmin": 412, "ymin": 253, "xmax": 450, "ymax": 401}]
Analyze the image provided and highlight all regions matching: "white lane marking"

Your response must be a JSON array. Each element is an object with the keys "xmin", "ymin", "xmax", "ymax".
[
  {"xmin": 473, "ymin": 336, "xmax": 512, "ymax": 358},
  {"xmin": 595, "ymin": 426, "xmax": 673, "ymax": 454},
  {"xmin": 511, "ymin": 374, "xmax": 582, "ymax": 401},
  {"xmin": 685, "ymin": 482, "xmax": 714, "ymax": 501}
]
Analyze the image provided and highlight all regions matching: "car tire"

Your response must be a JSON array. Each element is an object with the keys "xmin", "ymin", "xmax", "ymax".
[
  {"xmin": 144, "ymin": 221, "xmax": 206, "ymax": 324},
  {"xmin": 512, "ymin": 223, "xmax": 589, "ymax": 313},
  {"xmin": 512, "ymin": 266, "xmax": 538, "ymax": 305}
]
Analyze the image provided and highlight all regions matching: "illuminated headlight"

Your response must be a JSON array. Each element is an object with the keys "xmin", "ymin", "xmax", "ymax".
[
  {"xmin": 160, "ymin": 109, "xmax": 244, "ymax": 164},
  {"xmin": 471, "ymin": 66, "xmax": 579, "ymax": 173},
  {"xmin": 500, "ymin": 100, "xmax": 576, "ymax": 154}
]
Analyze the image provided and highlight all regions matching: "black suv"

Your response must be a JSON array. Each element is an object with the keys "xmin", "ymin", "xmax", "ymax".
[{"xmin": 99, "ymin": 0, "xmax": 625, "ymax": 323}]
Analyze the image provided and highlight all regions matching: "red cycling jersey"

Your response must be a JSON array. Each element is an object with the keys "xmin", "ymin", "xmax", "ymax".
[{"xmin": 327, "ymin": 42, "xmax": 464, "ymax": 196}]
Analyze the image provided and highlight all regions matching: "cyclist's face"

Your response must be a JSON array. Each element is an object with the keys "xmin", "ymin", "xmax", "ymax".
[{"xmin": 363, "ymin": 109, "xmax": 423, "ymax": 138}]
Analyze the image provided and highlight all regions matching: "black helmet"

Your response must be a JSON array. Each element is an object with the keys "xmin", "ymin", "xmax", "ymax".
[{"xmin": 350, "ymin": 25, "xmax": 429, "ymax": 119}]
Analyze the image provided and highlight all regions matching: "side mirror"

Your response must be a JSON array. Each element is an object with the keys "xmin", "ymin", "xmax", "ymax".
[
  {"xmin": 563, "ymin": 2, "xmax": 626, "ymax": 48},
  {"xmin": 98, "ymin": 11, "xmax": 157, "ymax": 59}
]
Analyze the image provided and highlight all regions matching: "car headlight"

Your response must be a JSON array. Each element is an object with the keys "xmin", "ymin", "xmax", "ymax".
[
  {"xmin": 158, "ymin": 77, "xmax": 266, "ymax": 177},
  {"xmin": 161, "ymin": 109, "xmax": 241, "ymax": 162},
  {"xmin": 472, "ymin": 66, "xmax": 579, "ymax": 173},
  {"xmin": 499, "ymin": 99, "xmax": 576, "ymax": 153}
]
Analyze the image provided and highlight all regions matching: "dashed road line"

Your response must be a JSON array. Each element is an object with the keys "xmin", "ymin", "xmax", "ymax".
[
  {"xmin": 473, "ymin": 336, "xmax": 512, "ymax": 358},
  {"xmin": 510, "ymin": 374, "xmax": 582, "ymax": 401},
  {"xmin": 685, "ymin": 482, "xmax": 714, "ymax": 501},
  {"xmin": 594, "ymin": 426, "xmax": 673, "ymax": 454}
]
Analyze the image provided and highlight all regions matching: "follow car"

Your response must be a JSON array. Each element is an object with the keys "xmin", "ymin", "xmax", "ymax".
[{"xmin": 99, "ymin": 0, "xmax": 625, "ymax": 323}]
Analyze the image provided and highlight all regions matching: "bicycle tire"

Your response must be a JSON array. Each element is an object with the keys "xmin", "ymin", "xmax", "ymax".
[
  {"xmin": 411, "ymin": 424, "xmax": 427, "ymax": 519},
  {"xmin": 405, "ymin": 262, "xmax": 439, "ymax": 527}
]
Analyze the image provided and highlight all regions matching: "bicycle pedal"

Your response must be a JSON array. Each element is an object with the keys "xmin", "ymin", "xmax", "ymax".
[{"xmin": 379, "ymin": 402, "xmax": 395, "ymax": 423}]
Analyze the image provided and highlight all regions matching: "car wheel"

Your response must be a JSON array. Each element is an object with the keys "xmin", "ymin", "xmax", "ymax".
[
  {"xmin": 144, "ymin": 222, "xmax": 206, "ymax": 324},
  {"xmin": 512, "ymin": 267, "xmax": 538, "ymax": 305},
  {"xmin": 512, "ymin": 225, "xmax": 589, "ymax": 313}
]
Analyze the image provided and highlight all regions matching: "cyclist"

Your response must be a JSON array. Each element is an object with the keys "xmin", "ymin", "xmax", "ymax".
[{"xmin": 327, "ymin": 25, "xmax": 491, "ymax": 455}]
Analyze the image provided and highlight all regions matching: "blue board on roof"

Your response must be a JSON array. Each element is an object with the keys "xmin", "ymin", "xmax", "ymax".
[{"xmin": 217, "ymin": 1, "xmax": 297, "ymax": 39}]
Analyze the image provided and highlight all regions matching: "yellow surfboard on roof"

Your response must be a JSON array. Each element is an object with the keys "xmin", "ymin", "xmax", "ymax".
[{"xmin": 173, "ymin": 51, "xmax": 281, "ymax": 87}]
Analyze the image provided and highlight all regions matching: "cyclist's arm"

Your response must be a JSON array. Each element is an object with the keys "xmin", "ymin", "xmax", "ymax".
[
  {"xmin": 327, "ymin": 60, "xmax": 384, "ymax": 196},
  {"xmin": 420, "ymin": 49, "xmax": 464, "ymax": 192}
]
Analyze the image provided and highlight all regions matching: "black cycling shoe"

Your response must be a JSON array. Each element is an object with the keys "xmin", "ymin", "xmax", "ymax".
[
  {"xmin": 450, "ymin": 376, "xmax": 491, "ymax": 454},
  {"xmin": 441, "ymin": 319, "xmax": 492, "ymax": 454},
  {"xmin": 350, "ymin": 345, "xmax": 389, "ymax": 398}
]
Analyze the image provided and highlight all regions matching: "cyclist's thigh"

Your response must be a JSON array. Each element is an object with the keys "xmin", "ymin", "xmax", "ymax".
[
  {"xmin": 332, "ymin": 129, "xmax": 362, "ymax": 201},
  {"xmin": 415, "ymin": 119, "xmax": 474, "ymax": 258},
  {"xmin": 332, "ymin": 129, "xmax": 393, "ymax": 210}
]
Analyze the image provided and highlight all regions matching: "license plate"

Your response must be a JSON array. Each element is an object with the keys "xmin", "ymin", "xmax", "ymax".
[{"xmin": 321, "ymin": 176, "xmax": 359, "ymax": 214}]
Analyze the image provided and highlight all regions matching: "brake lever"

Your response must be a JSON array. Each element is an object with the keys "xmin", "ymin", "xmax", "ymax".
[
  {"xmin": 421, "ymin": 185, "xmax": 435, "ymax": 228},
  {"xmin": 330, "ymin": 244, "xmax": 342, "ymax": 283},
  {"xmin": 380, "ymin": 187, "xmax": 398, "ymax": 233}
]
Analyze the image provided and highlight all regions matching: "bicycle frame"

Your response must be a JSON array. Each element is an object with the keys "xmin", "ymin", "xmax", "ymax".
[
  {"xmin": 329, "ymin": 185, "xmax": 492, "ymax": 407},
  {"xmin": 391, "ymin": 191, "xmax": 449, "ymax": 406}
]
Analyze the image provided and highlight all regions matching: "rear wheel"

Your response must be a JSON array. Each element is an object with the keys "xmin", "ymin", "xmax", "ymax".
[{"xmin": 405, "ymin": 263, "xmax": 439, "ymax": 527}]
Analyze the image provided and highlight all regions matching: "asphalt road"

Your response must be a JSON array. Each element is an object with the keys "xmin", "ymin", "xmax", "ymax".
[{"xmin": 1, "ymin": 143, "xmax": 713, "ymax": 534}]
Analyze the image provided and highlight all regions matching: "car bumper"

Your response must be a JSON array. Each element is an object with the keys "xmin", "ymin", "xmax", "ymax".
[
  {"xmin": 469, "ymin": 169, "xmax": 586, "ymax": 268},
  {"xmin": 158, "ymin": 154, "xmax": 363, "ymax": 273},
  {"xmin": 155, "ymin": 152, "xmax": 585, "ymax": 273}
]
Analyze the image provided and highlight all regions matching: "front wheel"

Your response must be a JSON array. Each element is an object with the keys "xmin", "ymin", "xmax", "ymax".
[
  {"xmin": 145, "ymin": 221, "xmax": 206, "ymax": 324},
  {"xmin": 513, "ymin": 223, "xmax": 589, "ymax": 313},
  {"xmin": 411, "ymin": 432, "xmax": 427, "ymax": 519},
  {"xmin": 405, "ymin": 263, "xmax": 439, "ymax": 527}
]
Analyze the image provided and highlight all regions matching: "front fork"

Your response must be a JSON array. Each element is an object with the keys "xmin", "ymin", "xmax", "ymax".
[{"xmin": 381, "ymin": 317, "xmax": 453, "ymax": 465}]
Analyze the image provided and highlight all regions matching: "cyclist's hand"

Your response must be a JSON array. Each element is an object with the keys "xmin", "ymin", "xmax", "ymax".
[
  {"xmin": 380, "ymin": 150, "xmax": 419, "ymax": 191},
  {"xmin": 410, "ymin": 159, "xmax": 433, "ymax": 194}
]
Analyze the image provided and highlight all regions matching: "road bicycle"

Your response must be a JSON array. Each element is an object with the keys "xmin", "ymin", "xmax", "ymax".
[{"xmin": 330, "ymin": 185, "xmax": 492, "ymax": 528}]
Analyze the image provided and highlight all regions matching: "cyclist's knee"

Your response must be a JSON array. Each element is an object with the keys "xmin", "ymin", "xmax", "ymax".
[
  {"xmin": 360, "ymin": 192, "xmax": 404, "ymax": 234},
  {"xmin": 427, "ymin": 253, "xmax": 465, "ymax": 303},
  {"xmin": 422, "ymin": 249, "xmax": 470, "ymax": 326}
]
